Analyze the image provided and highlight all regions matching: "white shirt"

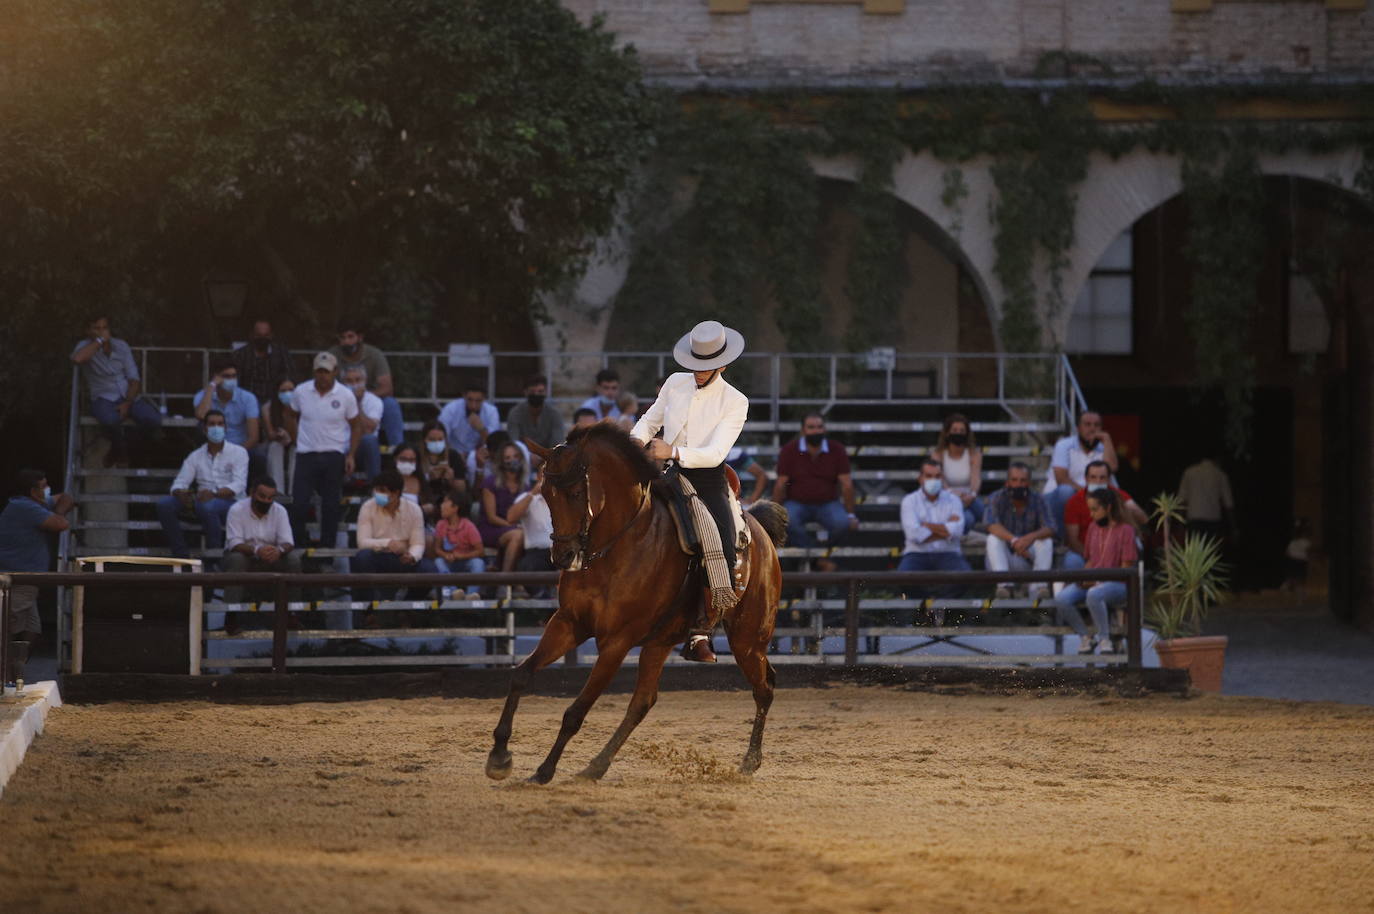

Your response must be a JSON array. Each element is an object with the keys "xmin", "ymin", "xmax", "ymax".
[
  {"xmin": 1044, "ymin": 435, "xmax": 1106, "ymax": 493},
  {"xmin": 900, "ymin": 489, "xmax": 966, "ymax": 555},
  {"xmin": 356, "ymin": 498, "xmax": 426, "ymax": 562},
  {"xmin": 292, "ymin": 380, "xmax": 359, "ymax": 454},
  {"xmin": 513, "ymin": 491, "xmax": 553, "ymax": 550},
  {"xmin": 225, "ymin": 500, "xmax": 293, "ymax": 552},
  {"xmin": 1178, "ymin": 459, "xmax": 1233, "ymax": 521},
  {"xmin": 630, "ymin": 373, "xmax": 748, "ymax": 469},
  {"xmin": 170, "ymin": 443, "xmax": 249, "ymax": 498},
  {"xmin": 358, "ymin": 390, "xmax": 383, "ymax": 427}
]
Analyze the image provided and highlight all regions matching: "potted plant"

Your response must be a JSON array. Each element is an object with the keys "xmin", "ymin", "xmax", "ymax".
[{"xmin": 1147, "ymin": 492, "xmax": 1230, "ymax": 691}]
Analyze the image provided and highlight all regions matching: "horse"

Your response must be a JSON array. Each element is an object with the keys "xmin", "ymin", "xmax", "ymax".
[{"xmin": 485, "ymin": 423, "xmax": 787, "ymax": 784}]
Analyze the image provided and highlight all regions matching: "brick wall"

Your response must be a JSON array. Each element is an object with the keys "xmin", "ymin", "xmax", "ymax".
[{"xmin": 562, "ymin": 0, "xmax": 1373, "ymax": 80}]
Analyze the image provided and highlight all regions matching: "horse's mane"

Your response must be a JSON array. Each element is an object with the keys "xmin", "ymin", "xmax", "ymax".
[{"xmin": 564, "ymin": 422, "xmax": 661, "ymax": 486}]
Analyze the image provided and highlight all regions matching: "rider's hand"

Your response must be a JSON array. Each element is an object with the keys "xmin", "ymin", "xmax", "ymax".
[{"xmin": 645, "ymin": 439, "xmax": 672, "ymax": 461}]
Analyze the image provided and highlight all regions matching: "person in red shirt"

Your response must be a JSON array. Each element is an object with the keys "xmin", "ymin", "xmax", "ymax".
[
  {"xmin": 1062, "ymin": 460, "xmax": 1148, "ymax": 570},
  {"xmin": 1054, "ymin": 488, "xmax": 1138, "ymax": 655},
  {"xmin": 772, "ymin": 413, "xmax": 857, "ymax": 571}
]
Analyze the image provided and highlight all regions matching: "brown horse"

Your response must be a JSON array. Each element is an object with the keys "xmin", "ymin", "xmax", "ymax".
[{"xmin": 485, "ymin": 423, "xmax": 787, "ymax": 784}]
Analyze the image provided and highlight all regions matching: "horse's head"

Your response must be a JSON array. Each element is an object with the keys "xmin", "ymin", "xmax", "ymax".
[{"xmin": 534, "ymin": 438, "xmax": 593, "ymax": 571}]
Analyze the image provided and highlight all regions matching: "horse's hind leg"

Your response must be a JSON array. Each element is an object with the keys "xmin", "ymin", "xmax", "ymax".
[
  {"xmin": 727, "ymin": 617, "xmax": 777, "ymax": 776},
  {"xmin": 529, "ymin": 639, "xmax": 632, "ymax": 785},
  {"xmin": 486, "ymin": 613, "xmax": 578, "ymax": 781},
  {"xmin": 575, "ymin": 643, "xmax": 672, "ymax": 782}
]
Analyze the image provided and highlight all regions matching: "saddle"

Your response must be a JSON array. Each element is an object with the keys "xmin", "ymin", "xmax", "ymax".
[{"xmin": 663, "ymin": 465, "xmax": 753, "ymax": 602}]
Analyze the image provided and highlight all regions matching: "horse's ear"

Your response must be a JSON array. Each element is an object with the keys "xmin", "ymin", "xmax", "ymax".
[{"xmin": 525, "ymin": 438, "xmax": 551, "ymax": 460}]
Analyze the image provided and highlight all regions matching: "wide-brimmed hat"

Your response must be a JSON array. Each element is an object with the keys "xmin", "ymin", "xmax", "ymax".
[{"xmin": 673, "ymin": 320, "xmax": 745, "ymax": 371}]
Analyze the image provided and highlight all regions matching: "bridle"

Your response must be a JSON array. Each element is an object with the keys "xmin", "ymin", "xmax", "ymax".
[{"xmin": 545, "ymin": 456, "xmax": 650, "ymax": 571}]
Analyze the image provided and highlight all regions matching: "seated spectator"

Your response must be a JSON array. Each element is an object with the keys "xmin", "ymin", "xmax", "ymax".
[
  {"xmin": 984, "ymin": 461, "xmax": 1055, "ymax": 600},
  {"xmin": 932, "ymin": 413, "xmax": 983, "ymax": 531},
  {"xmin": 392, "ymin": 443, "xmax": 439, "ymax": 524},
  {"xmin": 508, "ymin": 465, "xmax": 554, "ymax": 573},
  {"xmin": 70, "ymin": 314, "xmax": 162, "ymax": 466},
  {"xmin": 438, "ymin": 381, "xmax": 501, "ymax": 458},
  {"xmin": 579, "ymin": 368, "xmax": 621, "ymax": 421},
  {"xmin": 897, "ymin": 458, "xmax": 969, "ymax": 596},
  {"xmin": 1043, "ymin": 411, "xmax": 1117, "ymax": 538},
  {"xmin": 418, "ymin": 420, "xmax": 466, "ymax": 500},
  {"xmin": 329, "ymin": 321, "xmax": 404, "ymax": 447},
  {"xmin": 263, "ymin": 377, "xmax": 299, "ymax": 496},
  {"xmin": 572, "ymin": 407, "xmax": 598, "ymax": 430},
  {"xmin": 772, "ymin": 413, "xmax": 857, "ymax": 572},
  {"xmin": 0, "ymin": 470, "xmax": 75, "ymax": 672},
  {"xmin": 1053, "ymin": 487, "xmax": 1137, "ymax": 655},
  {"xmin": 342, "ymin": 364, "xmax": 384, "ymax": 483},
  {"xmin": 193, "ymin": 359, "xmax": 262, "ymax": 457},
  {"xmin": 433, "ymin": 491, "xmax": 485, "ymax": 599},
  {"xmin": 478, "ymin": 441, "xmax": 531, "ymax": 572},
  {"xmin": 505, "ymin": 374, "xmax": 566, "ymax": 452},
  {"xmin": 1062, "ymin": 459, "xmax": 1149, "ymax": 570},
  {"xmin": 221, "ymin": 476, "xmax": 301, "ymax": 628},
  {"xmin": 230, "ymin": 319, "xmax": 293, "ymax": 418},
  {"xmin": 466, "ymin": 430, "xmax": 532, "ymax": 491},
  {"xmin": 727, "ymin": 445, "xmax": 769, "ymax": 506},
  {"xmin": 156, "ymin": 411, "xmax": 248, "ymax": 559},
  {"xmin": 351, "ymin": 468, "xmax": 436, "ymax": 603},
  {"xmin": 614, "ymin": 390, "xmax": 640, "ymax": 430}
]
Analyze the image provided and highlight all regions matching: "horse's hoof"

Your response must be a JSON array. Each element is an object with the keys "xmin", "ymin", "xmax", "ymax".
[
  {"xmin": 485, "ymin": 750, "xmax": 513, "ymax": 781},
  {"xmin": 526, "ymin": 770, "xmax": 554, "ymax": 785},
  {"xmin": 739, "ymin": 753, "xmax": 762, "ymax": 776},
  {"xmin": 574, "ymin": 764, "xmax": 607, "ymax": 782}
]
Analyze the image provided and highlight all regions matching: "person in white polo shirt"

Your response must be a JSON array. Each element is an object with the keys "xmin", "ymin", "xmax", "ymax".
[
  {"xmin": 288, "ymin": 352, "xmax": 362, "ymax": 548},
  {"xmin": 221, "ymin": 475, "xmax": 300, "ymax": 629},
  {"xmin": 1043, "ymin": 410, "xmax": 1117, "ymax": 539},
  {"xmin": 155, "ymin": 410, "xmax": 249, "ymax": 559}
]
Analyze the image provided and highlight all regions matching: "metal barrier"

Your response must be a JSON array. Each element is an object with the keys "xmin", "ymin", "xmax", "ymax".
[{"xmin": 5, "ymin": 568, "xmax": 1142, "ymax": 679}]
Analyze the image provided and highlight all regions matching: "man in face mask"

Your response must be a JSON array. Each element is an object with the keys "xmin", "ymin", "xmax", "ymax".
[
  {"xmin": 506, "ymin": 373, "xmax": 566, "ymax": 453},
  {"xmin": 984, "ymin": 462, "xmax": 1055, "ymax": 599},
  {"xmin": 328, "ymin": 322, "xmax": 405, "ymax": 448},
  {"xmin": 220, "ymin": 476, "xmax": 301, "ymax": 628},
  {"xmin": 772, "ymin": 412, "xmax": 858, "ymax": 571},
  {"xmin": 896, "ymin": 458, "xmax": 971, "ymax": 603},
  {"xmin": 343, "ymin": 365, "xmax": 384, "ymax": 482},
  {"xmin": 156, "ymin": 411, "xmax": 249, "ymax": 559},
  {"xmin": 580, "ymin": 368, "xmax": 622, "ymax": 421},
  {"xmin": 231, "ymin": 319, "xmax": 293, "ymax": 411},
  {"xmin": 1044, "ymin": 411, "xmax": 1119, "ymax": 539},
  {"xmin": 351, "ymin": 468, "xmax": 437, "ymax": 607},
  {"xmin": 439, "ymin": 383, "xmax": 503, "ymax": 459},
  {"xmin": 194, "ymin": 360, "xmax": 261, "ymax": 453},
  {"xmin": 1061, "ymin": 459, "xmax": 1148, "ymax": 571}
]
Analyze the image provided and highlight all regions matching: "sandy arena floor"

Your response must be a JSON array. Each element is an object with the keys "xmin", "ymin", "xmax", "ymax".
[{"xmin": 1, "ymin": 685, "xmax": 1372, "ymax": 913}]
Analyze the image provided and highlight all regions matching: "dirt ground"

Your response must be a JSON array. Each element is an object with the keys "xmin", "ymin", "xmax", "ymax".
[{"xmin": 2, "ymin": 685, "xmax": 1372, "ymax": 914}]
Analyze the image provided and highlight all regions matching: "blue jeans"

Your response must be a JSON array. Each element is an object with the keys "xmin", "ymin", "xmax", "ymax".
[
  {"xmin": 358, "ymin": 434, "xmax": 382, "ymax": 482},
  {"xmin": 961, "ymin": 495, "xmax": 985, "ymax": 532},
  {"xmin": 291, "ymin": 451, "xmax": 345, "ymax": 547},
  {"xmin": 896, "ymin": 550, "xmax": 971, "ymax": 599},
  {"xmin": 156, "ymin": 495, "xmax": 234, "ymax": 558},
  {"xmin": 90, "ymin": 396, "xmax": 161, "ymax": 447},
  {"xmin": 380, "ymin": 397, "xmax": 404, "ymax": 448},
  {"xmin": 1054, "ymin": 581, "xmax": 1126, "ymax": 639},
  {"xmin": 1060, "ymin": 550, "xmax": 1086, "ymax": 571},
  {"xmin": 784, "ymin": 499, "xmax": 850, "ymax": 549},
  {"xmin": 435, "ymin": 555, "xmax": 486, "ymax": 595},
  {"xmin": 1046, "ymin": 483, "xmax": 1078, "ymax": 540},
  {"xmin": 350, "ymin": 549, "xmax": 439, "ymax": 602}
]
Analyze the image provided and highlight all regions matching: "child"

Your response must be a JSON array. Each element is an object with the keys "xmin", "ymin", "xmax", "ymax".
[{"xmin": 434, "ymin": 491, "xmax": 486, "ymax": 600}]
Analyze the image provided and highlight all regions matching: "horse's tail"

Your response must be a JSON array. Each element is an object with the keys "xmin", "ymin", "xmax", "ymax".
[{"xmin": 747, "ymin": 500, "xmax": 788, "ymax": 548}]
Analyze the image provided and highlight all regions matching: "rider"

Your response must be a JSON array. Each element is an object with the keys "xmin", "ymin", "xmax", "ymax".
[{"xmin": 631, "ymin": 320, "xmax": 749, "ymax": 663}]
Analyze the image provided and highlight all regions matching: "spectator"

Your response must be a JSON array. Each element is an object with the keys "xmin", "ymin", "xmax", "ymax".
[
  {"xmin": 264, "ymin": 378, "xmax": 299, "ymax": 496},
  {"xmin": 572, "ymin": 407, "xmax": 598, "ymax": 430},
  {"xmin": 230, "ymin": 319, "xmax": 293, "ymax": 414},
  {"xmin": 1063, "ymin": 460, "xmax": 1149, "ymax": 570},
  {"xmin": 221, "ymin": 476, "xmax": 301, "ymax": 627},
  {"xmin": 433, "ymin": 491, "xmax": 485, "ymax": 599},
  {"xmin": 342, "ymin": 364, "xmax": 384, "ymax": 483},
  {"xmin": 288, "ymin": 352, "xmax": 361, "ymax": 549},
  {"xmin": 897, "ymin": 458, "xmax": 970, "ymax": 596},
  {"xmin": 1053, "ymin": 487, "xmax": 1137, "ymax": 655},
  {"xmin": 418, "ymin": 420, "xmax": 465, "ymax": 501},
  {"xmin": 438, "ymin": 381, "xmax": 501, "ymax": 458},
  {"xmin": 984, "ymin": 461, "xmax": 1055, "ymax": 600},
  {"xmin": 156, "ymin": 410, "xmax": 248, "ymax": 559},
  {"xmin": 508, "ymin": 465, "xmax": 554, "ymax": 573},
  {"xmin": 579, "ymin": 368, "xmax": 621, "ymax": 421},
  {"xmin": 0, "ymin": 469, "xmax": 75, "ymax": 670},
  {"xmin": 727, "ymin": 445, "xmax": 769, "ymax": 506},
  {"xmin": 467, "ymin": 430, "xmax": 532, "ymax": 491},
  {"xmin": 772, "ymin": 413, "xmax": 857, "ymax": 572},
  {"xmin": 70, "ymin": 314, "xmax": 162, "ymax": 466},
  {"xmin": 614, "ymin": 390, "xmax": 640, "ymax": 430},
  {"xmin": 392, "ymin": 443, "xmax": 439, "ymax": 524},
  {"xmin": 193, "ymin": 359, "xmax": 261, "ymax": 453},
  {"xmin": 328, "ymin": 321, "xmax": 404, "ymax": 447},
  {"xmin": 351, "ymin": 468, "xmax": 436, "ymax": 604},
  {"xmin": 1044, "ymin": 411, "xmax": 1117, "ymax": 537},
  {"xmin": 932, "ymin": 413, "xmax": 983, "ymax": 531},
  {"xmin": 1178, "ymin": 453, "xmax": 1236, "ymax": 542},
  {"xmin": 505, "ymin": 374, "xmax": 566, "ymax": 452},
  {"xmin": 478, "ymin": 441, "xmax": 531, "ymax": 573}
]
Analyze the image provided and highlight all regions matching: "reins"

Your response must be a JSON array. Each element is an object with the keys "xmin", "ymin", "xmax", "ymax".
[{"xmin": 547, "ymin": 458, "xmax": 653, "ymax": 569}]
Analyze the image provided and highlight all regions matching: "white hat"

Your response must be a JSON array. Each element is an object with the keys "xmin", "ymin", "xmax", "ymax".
[
  {"xmin": 312, "ymin": 351, "xmax": 338, "ymax": 372},
  {"xmin": 673, "ymin": 320, "xmax": 745, "ymax": 371}
]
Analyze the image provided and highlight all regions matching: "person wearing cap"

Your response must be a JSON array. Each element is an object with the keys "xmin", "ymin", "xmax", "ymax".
[
  {"xmin": 630, "ymin": 320, "xmax": 749, "ymax": 663},
  {"xmin": 287, "ymin": 352, "xmax": 362, "ymax": 549}
]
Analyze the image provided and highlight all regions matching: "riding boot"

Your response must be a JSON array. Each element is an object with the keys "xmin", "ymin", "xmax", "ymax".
[{"xmin": 681, "ymin": 590, "xmax": 718, "ymax": 663}]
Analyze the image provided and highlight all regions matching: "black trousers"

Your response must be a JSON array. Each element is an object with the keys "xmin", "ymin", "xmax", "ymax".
[
  {"xmin": 675, "ymin": 463, "xmax": 736, "ymax": 570},
  {"xmin": 292, "ymin": 451, "xmax": 345, "ymax": 547}
]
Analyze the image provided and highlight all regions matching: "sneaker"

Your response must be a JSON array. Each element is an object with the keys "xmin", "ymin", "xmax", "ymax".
[
  {"xmin": 1098, "ymin": 638, "xmax": 1116, "ymax": 655},
  {"xmin": 1078, "ymin": 637, "xmax": 1098, "ymax": 655}
]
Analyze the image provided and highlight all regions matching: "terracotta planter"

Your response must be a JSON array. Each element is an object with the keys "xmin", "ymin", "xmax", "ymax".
[{"xmin": 1155, "ymin": 635, "xmax": 1228, "ymax": 691}]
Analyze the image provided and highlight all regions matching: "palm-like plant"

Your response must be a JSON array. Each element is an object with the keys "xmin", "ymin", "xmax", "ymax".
[{"xmin": 1147, "ymin": 492, "xmax": 1229, "ymax": 640}]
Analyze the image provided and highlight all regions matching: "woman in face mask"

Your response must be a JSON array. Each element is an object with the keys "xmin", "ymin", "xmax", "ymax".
[
  {"xmin": 265, "ymin": 377, "xmax": 298, "ymax": 496},
  {"xmin": 932, "ymin": 413, "xmax": 983, "ymax": 531},
  {"xmin": 477, "ymin": 442, "xmax": 531, "ymax": 572},
  {"xmin": 418, "ymin": 420, "xmax": 465, "ymax": 500},
  {"xmin": 391, "ymin": 444, "xmax": 439, "ymax": 522},
  {"xmin": 1052, "ymin": 487, "xmax": 1137, "ymax": 656}
]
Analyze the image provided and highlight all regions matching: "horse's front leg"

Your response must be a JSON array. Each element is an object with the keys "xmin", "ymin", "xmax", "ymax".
[
  {"xmin": 529, "ymin": 637, "xmax": 633, "ymax": 785},
  {"xmin": 575, "ymin": 642, "xmax": 673, "ymax": 781},
  {"xmin": 487, "ymin": 613, "xmax": 577, "ymax": 780}
]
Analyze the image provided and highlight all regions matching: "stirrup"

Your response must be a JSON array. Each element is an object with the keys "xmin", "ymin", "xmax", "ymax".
[{"xmin": 681, "ymin": 634, "xmax": 717, "ymax": 664}]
